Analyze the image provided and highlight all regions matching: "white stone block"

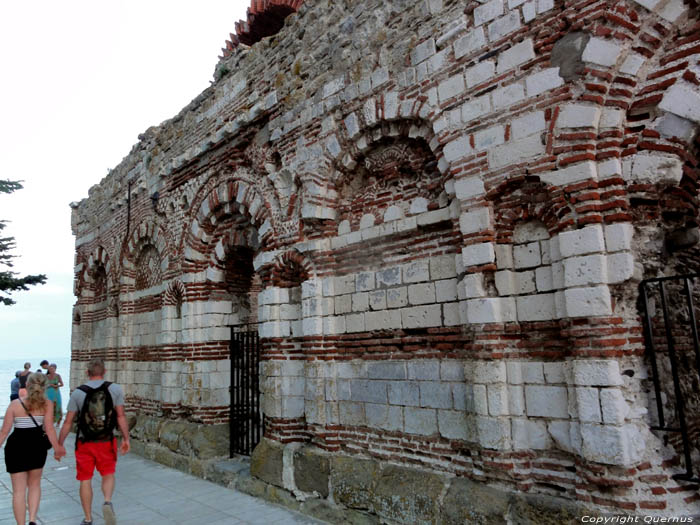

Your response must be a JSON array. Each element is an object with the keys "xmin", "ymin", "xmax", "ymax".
[
  {"xmin": 473, "ymin": 384, "xmax": 489, "ymax": 415},
  {"xmin": 408, "ymin": 283, "xmax": 436, "ymax": 305},
  {"xmin": 345, "ymin": 313, "xmax": 365, "ymax": 333},
  {"xmin": 604, "ymin": 222, "xmax": 633, "ymax": 252},
  {"xmin": 497, "ymin": 39, "xmax": 535, "ymax": 74},
  {"xmin": 517, "ymin": 293, "xmax": 557, "ymax": 321},
  {"xmin": 564, "ymin": 285, "xmax": 612, "ymax": 317},
  {"xmin": 582, "ymin": 37, "xmax": 622, "ymax": 67},
  {"xmin": 466, "ymin": 61, "xmax": 496, "ymax": 88},
  {"xmin": 516, "ymin": 271, "xmax": 536, "ymax": 294},
  {"xmin": 558, "ymin": 225, "xmax": 605, "ymax": 258},
  {"xmin": 488, "ymin": 134, "xmax": 545, "ymax": 169},
  {"xmin": 460, "ymin": 274, "xmax": 486, "ymax": 299},
  {"xmin": 438, "ymin": 410, "xmax": 469, "ymax": 440},
  {"xmin": 607, "ymin": 252, "xmax": 634, "ymax": 284},
  {"xmin": 600, "ymin": 388, "xmax": 629, "ymax": 424},
  {"xmin": 488, "ymin": 11, "xmax": 521, "ymax": 41},
  {"xmin": 506, "ymin": 362, "xmax": 523, "ymax": 384},
  {"xmin": 474, "ymin": 124, "xmax": 505, "ymax": 151},
  {"xmin": 376, "ymin": 267, "xmax": 402, "ymax": 288},
  {"xmin": 564, "ymin": 254, "xmax": 608, "ymax": 287},
  {"xmin": 659, "ymin": 0, "xmax": 687, "ymax": 22},
  {"xmin": 410, "ymin": 197, "xmax": 430, "ymax": 215},
  {"xmin": 580, "ymin": 423, "xmax": 645, "ymax": 465},
  {"xmin": 495, "ymin": 244, "xmax": 514, "ymax": 269},
  {"xmin": 462, "ymin": 242, "xmax": 495, "ymax": 267},
  {"xmin": 386, "ymin": 287, "xmax": 408, "ymax": 309},
  {"xmin": 522, "ymin": 362, "xmax": 544, "ymax": 383},
  {"xmin": 467, "ymin": 297, "xmax": 517, "ymax": 323},
  {"xmin": 576, "ymin": 387, "xmax": 602, "ymax": 422},
  {"xmin": 513, "ymin": 241, "xmax": 541, "ymax": 269},
  {"xmin": 522, "ymin": 0, "xmax": 536, "ymax": 21},
  {"xmin": 454, "ymin": 176, "xmax": 486, "ymax": 200},
  {"xmin": 495, "ymin": 270, "xmax": 516, "ymax": 296},
  {"xmin": 535, "ymin": 266, "xmax": 554, "ymax": 292},
  {"xmin": 600, "ymin": 108, "xmax": 625, "ymax": 129},
  {"xmin": 557, "ymin": 104, "xmax": 601, "ymax": 129},
  {"xmin": 404, "ymin": 407, "xmax": 438, "ymax": 435},
  {"xmin": 544, "ymin": 362, "xmax": 566, "ymax": 383},
  {"xmin": 622, "ymin": 153, "xmax": 684, "ymax": 184},
  {"xmin": 470, "ymin": 360, "xmax": 507, "ymax": 383},
  {"xmin": 540, "ymin": 160, "xmax": 597, "ymax": 187},
  {"xmin": 435, "ymin": 279, "xmax": 458, "ymax": 302},
  {"xmin": 459, "ymin": 208, "xmax": 491, "ymax": 235},
  {"xmin": 368, "ymin": 290, "xmax": 387, "ymax": 311},
  {"xmin": 403, "ymin": 260, "xmax": 430, "ymax": 283},
  {"xmin": 430, "ymin": 255, "xmax": 458, "ymax": 280},
  {"xmin": 525, "ymin": 385, "xmax": 568, "ymax": 418},
  {"xmin": 476, "ymin": 415, "xmax": 512, "ymax": 449},
  {"xmin": 356, "ymin": 272, "xmax": 375, "ymax": 292},
  {"xmin": 411, "ymin": 38, "xmax": 436, "ymax": 66},
  {"xmin": 488, "ymin": 384, "xmax": 509, "ymax": 416},
  {"xmin": 401, "ymin": 305, "xmax": 442, "ymax": 328},
  {"xmin": 572, "ymin": 359, "xmax": 623, "ymax": 386},
  {"xmin": 474, "ymin": 0, "xmax": 503, "ymax": 26},
  {"xmin": 525, "ymin": 68, "xmax": 564, "ymax": 97},
  {"xmin": 454, "ymin": 27, "xmax": 487, "ymax": 59},
  {"xmin": 443, "ymin": 135, "xmax": 471, "ymax": 164},
  {"xmin": 492, "ymin": 83, "xmax": 525, "ymax": 109},
  {"xmin": 511, "ymin": 111, "xmax": 546, "ymax": 140},
  {"xmin": 443, "ymin": 302, "xmax": 462, "ymax": 326},
  {"xmin": 508, "ymin": 385, "xmax": 525, "ymax": 415},
  {"xmin": 438, "ymin": 74, "xmax": 467, "ymax": 102}
]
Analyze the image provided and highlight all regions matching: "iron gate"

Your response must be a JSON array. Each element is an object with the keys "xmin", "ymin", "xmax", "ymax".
[
  {"xmin": 229, "ymin": 328, "xmax": 262, "ymax": 457},
  {"xmin": 641, "ymin": 275, "xmax": 700, "ymax": 482}
]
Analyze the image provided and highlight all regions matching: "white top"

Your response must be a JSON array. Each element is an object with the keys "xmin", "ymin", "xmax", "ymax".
[{"xmin": 14, "ymin": 415, "xmax": 44, "ymax": 429}]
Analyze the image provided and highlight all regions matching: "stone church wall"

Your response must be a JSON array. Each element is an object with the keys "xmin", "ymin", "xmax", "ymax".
[{"xmin": 71, "ymin": 0, "xmax": 700, "ymax": 520}]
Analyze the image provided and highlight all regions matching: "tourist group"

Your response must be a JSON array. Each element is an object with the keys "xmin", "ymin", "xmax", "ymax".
[{"xmin": 0, "ymin": 358, "xmax": 131, "ymax": 525}]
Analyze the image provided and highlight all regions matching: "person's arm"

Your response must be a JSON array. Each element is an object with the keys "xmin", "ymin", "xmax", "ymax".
[
  {"xmin": 56, "ymin": 374, "xmax": 64, "ymax": 388},
  {"xmin": 115, "ymin": 405, "xmax": 130, "ymax": 454},
  {"xmin": 0, "ymin": 403, "xmax": 14, "ymax": 448},
  {"xmin": 43, "ymin": 401, "xmax": 65, "ymax": 459},
  {"xmin": 58, "ymin": 410, "xmax": 76, "ymax": 447}
]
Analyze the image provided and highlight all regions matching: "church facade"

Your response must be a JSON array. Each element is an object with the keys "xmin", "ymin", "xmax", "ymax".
[{"xmin": 71, "ymin": 0, "xmax": 700, "ymax": 520}]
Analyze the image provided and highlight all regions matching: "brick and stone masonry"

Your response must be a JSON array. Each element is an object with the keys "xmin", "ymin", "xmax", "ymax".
[{"xmin": 70, "ymin": 0, "xmax": 700, "ymax": 521}]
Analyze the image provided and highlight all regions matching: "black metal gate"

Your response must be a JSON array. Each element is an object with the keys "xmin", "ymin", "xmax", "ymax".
[
  {"xmin": 229, "ymin": 328, "xmax": 262, "ymax": 457},
  {"xmin": 641, "ymin": 275, "xmax": 700, "ymax": 482}
]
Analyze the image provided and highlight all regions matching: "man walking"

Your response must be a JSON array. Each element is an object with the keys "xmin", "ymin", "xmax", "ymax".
[{"xmin": 58, "ymin": 358, "xmax": 130, "ymax": 525}]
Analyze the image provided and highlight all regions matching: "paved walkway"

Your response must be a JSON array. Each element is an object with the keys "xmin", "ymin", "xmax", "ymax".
[{"xmin": 0, "ymin": 435, "xmax": 325, "ymax": 525}]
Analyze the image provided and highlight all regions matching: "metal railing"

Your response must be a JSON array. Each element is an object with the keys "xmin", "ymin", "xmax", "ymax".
[{"xmin": 640, "ymin": 274, "xmax": 700, "ymax": 483}]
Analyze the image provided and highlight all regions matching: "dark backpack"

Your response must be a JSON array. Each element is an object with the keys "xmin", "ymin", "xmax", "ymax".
[{"xmin": 76, "ymin": 382, "xmax": 117, "ymax": 442}]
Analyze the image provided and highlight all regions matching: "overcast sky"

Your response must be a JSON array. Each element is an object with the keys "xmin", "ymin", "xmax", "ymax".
[{"xmin": 0, "ymin": 0, "xmax": 249, "ymax": 361}]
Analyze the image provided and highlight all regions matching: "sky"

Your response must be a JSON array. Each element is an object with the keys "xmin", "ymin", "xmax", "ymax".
[{"xmin": 0, "ymin": 0, "xmax": 249, "ymax": 361}]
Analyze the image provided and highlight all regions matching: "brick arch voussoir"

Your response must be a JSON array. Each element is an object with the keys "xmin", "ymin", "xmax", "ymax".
[
  {"xmin": 486, "ymin": 176, "xmax": 575, "ymax": 240},
  {"xmin": 187, "ymin": 177, "xmax": 274, "ymax": 258},
  {"xmin": 330, "ymin": 109, "xmax": 439, "ymax": 181},
  {"xmin": 163, "ymin": 279, "xmax": 186, "ymax": 306},
  {"xmin": 264, "ymin": 249, "xmax": 314, "ymax": 288}
]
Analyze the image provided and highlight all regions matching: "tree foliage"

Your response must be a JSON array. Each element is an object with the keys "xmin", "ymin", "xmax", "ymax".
[{"xmin": 0, "ymin": 179, "xmax": 46, "ymax": 305}]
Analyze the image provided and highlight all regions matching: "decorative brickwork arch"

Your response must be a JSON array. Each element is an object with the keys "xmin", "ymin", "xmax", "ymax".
[
  {"xmin": 184, "ymin": 177, "xmax": 274, "ymax": 265},
  {"xmin": 267, "ymin": 249, "xmax": 313, "ymax": 288},
  {"xmin": 80, "ymin": 245, "xmax": 114, "ymax": 307},
  {"xmin": 120, "ymin": 219, "xmax": 171, "ymax": 293},
  {"xmin": 221, "ymin": 0, "xmax": 304, "ymax": 55},
  {"xmin": 324, "ymin": 116, "xmax": 450, "ymax": 230}
]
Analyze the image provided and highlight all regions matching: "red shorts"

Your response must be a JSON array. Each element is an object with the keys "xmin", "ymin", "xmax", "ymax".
[{"xmin": 75, "ymin": 439, "xmax": 117, "ymax": 481}]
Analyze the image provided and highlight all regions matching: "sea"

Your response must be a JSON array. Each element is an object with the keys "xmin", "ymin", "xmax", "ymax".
[{"xmin": 0, "ymin": 357, "xmax": 71, "ymax": 417}]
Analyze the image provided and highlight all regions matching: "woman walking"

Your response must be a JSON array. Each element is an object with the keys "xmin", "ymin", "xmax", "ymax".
[
  {"xmin": 45, "ymin": 364, "xmax": 64, "ymax": 426},
  {"xmin": 0, "ymin": 373, "xmax": 66, "ymax": 525}
]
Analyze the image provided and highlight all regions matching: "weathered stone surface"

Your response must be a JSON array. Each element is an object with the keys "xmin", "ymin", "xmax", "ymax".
[
  {"xmin": 250, "ymin": 438, "xmax": 284, "ymax": 488},
  {"xmin": 371, "ymin": 464, "xmax": 446, "ymax": 524},
  {"xmin": 294, "ymin": 445, "xmax": 330, "ymax": 497},
  {"xmin": 330, "ymin": 456, "xmax": 378, "ymax": 510},
  {"xmin": 190, "ymin": 424, "xmax": 229, "ymax": 458},
  {"xmin": 159, "ymin": 421, "xmax": 190, "ymax": 452},
  {"xmin": 442, "ymin": 477, "xmax": 510, "ymax": 524}
]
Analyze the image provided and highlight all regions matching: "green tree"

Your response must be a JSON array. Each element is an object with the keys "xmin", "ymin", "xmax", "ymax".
[{"xmin": 0, "ymin": 179, "xmax": 46, "ymax": 305}]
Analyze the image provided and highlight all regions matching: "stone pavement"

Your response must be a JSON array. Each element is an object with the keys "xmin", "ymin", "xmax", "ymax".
[{"xmin": 0, "ymin": 434, "xmax": 326, "ymax": 525}]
